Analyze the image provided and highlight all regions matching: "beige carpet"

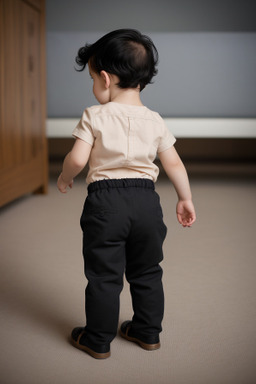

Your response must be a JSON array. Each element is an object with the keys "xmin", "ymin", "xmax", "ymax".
[{"xmin": 0, "ymin": 173, "xmax": 256, "ymax": 384}]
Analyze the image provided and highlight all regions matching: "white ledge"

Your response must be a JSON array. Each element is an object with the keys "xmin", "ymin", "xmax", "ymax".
[{"xmin": 47, "ymin": 118, "xmax": 256, "ymax": 139}]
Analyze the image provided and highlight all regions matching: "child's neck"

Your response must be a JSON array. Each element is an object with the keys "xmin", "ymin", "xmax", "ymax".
[{"xmin": 110, "ymin": 86, "xmax": 144, "ymax": 106}]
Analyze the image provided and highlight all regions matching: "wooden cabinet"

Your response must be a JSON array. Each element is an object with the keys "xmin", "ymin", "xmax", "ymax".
[{"xmin": 0, "ymin": 0, "xmax": 48, "ymax": 207}]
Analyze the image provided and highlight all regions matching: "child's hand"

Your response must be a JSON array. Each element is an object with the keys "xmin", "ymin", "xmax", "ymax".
[
  {"xmin": 57, "ymin": 173, "xmax": 73, "ymax": 193},
  {"xmin": 176, "ymin": 199, "xmax": 196, "ymax": 227}
]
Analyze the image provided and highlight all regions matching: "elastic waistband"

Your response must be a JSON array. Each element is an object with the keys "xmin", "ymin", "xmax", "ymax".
[{"xmin": 88, "ymin": 178, "xmax": 155, "ymax": 193}]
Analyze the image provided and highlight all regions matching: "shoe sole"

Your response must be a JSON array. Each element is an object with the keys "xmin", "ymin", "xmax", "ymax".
[
  {"xmin": 119, "ymin": 329, "xmax": 160, "ymax": 351},
  {"xmin": 71, "ymin": 337, "xmax": 111, "ymax": 359}
]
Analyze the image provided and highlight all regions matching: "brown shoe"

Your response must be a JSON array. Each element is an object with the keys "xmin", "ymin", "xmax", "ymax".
[
  {"xmin": 120, "ymin": 321, "xmax": 160, "ymax": 351},
  {"xmin": 71, "ymin": 327, "xmax": 111, "ymax": 359}
]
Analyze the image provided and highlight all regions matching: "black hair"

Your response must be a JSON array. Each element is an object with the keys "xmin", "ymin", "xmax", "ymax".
[{"xmin": 75, "ymin": 29, "xmax": 158, "ymax": 91}]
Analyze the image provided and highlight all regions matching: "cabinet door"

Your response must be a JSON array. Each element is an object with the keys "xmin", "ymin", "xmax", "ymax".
[{"xmin": 0, "ymin": 0, "xmax": 48, "ymax": 207}]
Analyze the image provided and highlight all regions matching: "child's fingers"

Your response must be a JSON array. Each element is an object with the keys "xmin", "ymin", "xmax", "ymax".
[
  {"xmin": 177, "ymin": 213, "xmax": 183, "ymax": 225},
  {"xmin": 58, "ymin": 186, "xmax": 67, "ymax": 193},
  {"xmin": 177, "ymin": 213, "xmax": 196, "ymax": 227},
  {"xmin": 189, "ymin": 213, "xmax": 196, "ymax": 225},
  {"xmin": 177, "ymin": 215, "xmax": 189, "ymax": 227},
  {"xmin": 184, "ymin": 215, "xmax": 196, "ymax": 227}
]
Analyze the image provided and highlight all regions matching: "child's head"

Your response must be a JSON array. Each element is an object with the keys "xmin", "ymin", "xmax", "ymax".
[{"xmin": 75, "ymin": 29, "xmax": 158, "ymax": 91}]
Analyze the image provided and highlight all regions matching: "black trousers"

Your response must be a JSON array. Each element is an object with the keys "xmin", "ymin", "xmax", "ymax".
[{"xmin": 80, "ymin": 178, "xmax": 167, "ymax": 345}]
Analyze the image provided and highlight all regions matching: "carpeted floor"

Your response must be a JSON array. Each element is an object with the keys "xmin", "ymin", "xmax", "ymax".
[{"xmin": 0, "ymin": 172, "xmax": 256, "ymax": 384}]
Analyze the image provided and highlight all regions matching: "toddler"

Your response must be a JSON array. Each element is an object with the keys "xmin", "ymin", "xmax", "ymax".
[{"xmin": 57, "ymin": 29, "xmax": 196, "ymax": 359}]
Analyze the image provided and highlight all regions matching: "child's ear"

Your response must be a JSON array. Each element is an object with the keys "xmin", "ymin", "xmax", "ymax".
[{"xmin": 100, "ymin": 70, "xmax": 111, "ymax": 89}]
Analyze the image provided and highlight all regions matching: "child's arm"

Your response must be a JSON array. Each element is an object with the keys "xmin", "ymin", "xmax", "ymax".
[
  {"xmin": 158, "ymin": 146, "xmax": 196, "ymax": 227},
  {"xmin": 57, "ymin": 138, "xmax": 92, "ymax": 193}
]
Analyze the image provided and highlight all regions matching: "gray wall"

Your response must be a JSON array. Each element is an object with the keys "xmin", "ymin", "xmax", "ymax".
[{"xmin": 46, "ymin": 0, "xmax": 256, "ymax": 118}]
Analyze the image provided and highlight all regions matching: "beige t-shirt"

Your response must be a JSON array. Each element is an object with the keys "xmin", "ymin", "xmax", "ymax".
[{"xmin": 72, "ymin": 102, "xmax": 176, "ymax": 184}]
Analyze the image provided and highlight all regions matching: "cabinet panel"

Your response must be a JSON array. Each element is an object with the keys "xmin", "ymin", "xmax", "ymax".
[
  {"xmin": 0, "ymin": 0, "xmax": 4, "ymax": 167},
  {"xmin": 0, "ymin": 0, "xmax": 23, "ymax": 168},
  {"xmin": 21, "ymin": 1, "xmax": 42, "ymax": 162},
  {"xmin": 0, "ymin": 0, "xmax": 48, "ymax": 207}
]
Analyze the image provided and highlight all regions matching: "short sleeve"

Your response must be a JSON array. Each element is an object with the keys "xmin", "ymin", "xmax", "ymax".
[
  {"xmin": 157, "ymin": 121, "xmax": 176, "ymax": 153},
  {"xmin": 72, "ymin": 108, "xmax": 95, "ymax": 146}
]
